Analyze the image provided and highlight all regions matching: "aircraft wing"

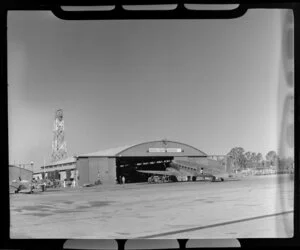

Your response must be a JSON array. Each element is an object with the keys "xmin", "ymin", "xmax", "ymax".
[
  {"xmin": 137, "ymin": 170, "xmax": 181, "ymax": 176},
  {"xmin": 18, "ymin": 188, "xmax": 33, "ymax": 194},
  {"xmin": 195, "ymin": 173, "xmax": 214, "ymax": 178}
]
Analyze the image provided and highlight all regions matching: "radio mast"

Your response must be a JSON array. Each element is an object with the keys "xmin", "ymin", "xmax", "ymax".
[{"xmin": 51, "ymin": 109, "xmax": 67, "ymax": 162}]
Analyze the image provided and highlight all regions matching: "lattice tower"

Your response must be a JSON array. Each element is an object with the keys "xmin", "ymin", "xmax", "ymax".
[{"xmin": 51, "ymin": 109, "xmax": 67, "ymax": 162}]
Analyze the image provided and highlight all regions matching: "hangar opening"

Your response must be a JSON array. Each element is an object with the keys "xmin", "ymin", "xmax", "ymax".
[
  {"xmin": 77, "ymin": 140, "xmax": 208, "ymax": 186},
  {"xmin": 116, "ymin": 157, "xmax": 174, "ymax": 183}
]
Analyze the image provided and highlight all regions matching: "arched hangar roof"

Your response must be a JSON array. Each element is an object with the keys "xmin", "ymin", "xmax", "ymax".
[{"xmin": 78, "ymin": 140, "xmax": 207, "ymax": 158}]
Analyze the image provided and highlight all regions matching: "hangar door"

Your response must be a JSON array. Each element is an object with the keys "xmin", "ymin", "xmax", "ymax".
[
  {"xmin": 89, "ymin": 158, "xmax": 116, "ymax": 185},
  {"xmin": 116, "ymin": 156, "xmax": 173, "ymax": 184}
]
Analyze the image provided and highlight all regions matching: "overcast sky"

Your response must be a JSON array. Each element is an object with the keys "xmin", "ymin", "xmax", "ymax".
[{"xmin": 8, "ymin": 9, "xmax": 289, "ymax": 171}]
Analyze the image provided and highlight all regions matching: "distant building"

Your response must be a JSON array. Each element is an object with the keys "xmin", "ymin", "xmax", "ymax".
[
  {"xmin": 33, "ymin": 156, "xmax": 77, "ymax": 182},
  {"xmin": 10, "ymin": 165, "xmax": 33, "ymax": 182},
  {"xmin": 9, "ymin": 165, "xmax": 33, "ymax": 193}
]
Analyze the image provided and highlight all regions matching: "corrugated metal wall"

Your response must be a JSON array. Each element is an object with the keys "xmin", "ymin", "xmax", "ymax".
[
  {"xmin": 88, "ymin": 158, "xmax": 102, "ymax": 184},
  {"xmin": 77, "ymin": 157, "xmax": 117, "ymax": 185},
  {"xmin": 77, "ymin": 158, "xmax": 89, "ymax": 186},
  {"xmin": 88, "ymin": 158, "xmax": 116, "ymax": 185}
]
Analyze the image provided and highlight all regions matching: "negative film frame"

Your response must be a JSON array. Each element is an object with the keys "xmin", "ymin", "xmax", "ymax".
[{"xmin": 1, "ymin": 0, "xmax": 299, "ymax": 249}]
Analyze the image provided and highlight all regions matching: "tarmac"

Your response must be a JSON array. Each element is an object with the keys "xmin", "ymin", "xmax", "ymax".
[{"xmin": 10, "ymin": 174, "xmax": 294, "ymax": 239}]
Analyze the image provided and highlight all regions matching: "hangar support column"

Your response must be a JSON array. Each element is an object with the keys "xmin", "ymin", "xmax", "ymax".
[{"xmin": 108, "ymin": 158, "xmax": 117, "ymax": 185}]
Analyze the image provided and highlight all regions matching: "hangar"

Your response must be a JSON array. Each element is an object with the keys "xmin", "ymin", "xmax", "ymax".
[{"xmin": 76, "ymin": 140, "xmax": 213, "ymax": 186}]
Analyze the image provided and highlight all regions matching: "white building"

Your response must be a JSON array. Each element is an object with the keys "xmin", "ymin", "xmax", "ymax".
[{"xmin": 33, "ymin": 156, "xmax": 78, "ymax": 182}]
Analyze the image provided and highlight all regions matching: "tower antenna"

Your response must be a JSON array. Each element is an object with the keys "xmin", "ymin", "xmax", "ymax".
[{"xmin": 51, "ymin": 109, "xmax": 67, "ymax": 162}]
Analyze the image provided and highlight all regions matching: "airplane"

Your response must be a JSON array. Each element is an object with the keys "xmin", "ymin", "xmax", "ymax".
[
  {"xmin": 10, "ymin": 175, "xmax": 51, "ymax": 194},
  {"xmin": 10, "ymin": 178, "xmax": 50, "ymax": 193},
  {"xmin": 137, "ymin": 158, "xmax": 234, "ymax": 182},
  {"xmin": 10, "ymin": 179, "xmax": 34, "ymax": 194}
]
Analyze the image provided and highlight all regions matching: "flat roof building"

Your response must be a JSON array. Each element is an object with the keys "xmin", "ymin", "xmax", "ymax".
[{"xmin": 34, "ymin": 156, "xmax": 77, "ymax": 181}]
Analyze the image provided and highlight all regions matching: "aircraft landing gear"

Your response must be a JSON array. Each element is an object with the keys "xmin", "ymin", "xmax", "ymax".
[{"xmin": 211, "ymin": 177, "xmax": 224, "ymax": 182}]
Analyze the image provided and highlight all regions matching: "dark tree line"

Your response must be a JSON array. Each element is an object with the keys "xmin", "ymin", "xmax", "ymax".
[{"xmin": 226, "ymin": 147, "xmax": 293, "ymax": 170}]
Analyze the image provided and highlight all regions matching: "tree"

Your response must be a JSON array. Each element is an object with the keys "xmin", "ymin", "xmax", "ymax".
[
  {"xmin": 266, "ymin": 151, "xmax": 278, "ymax": 166},
  {"xmin": 255, "ymin": 153, "xmax": 263, "ymax": 168},
  {"xmin": 227, "ymin": 147, "xmax": 247, "ymax": 169},
  {"xmin": 245, "ymin": 151, "xmax": 252, "ymax": 160},
  {"xmin": 245, "ymin": 151, "xmax": 254, "ymax": 168},
  {"xmin": 278, "ymin": 157, "xmax": 294, "ymax": 170},
  {"xmin": 256, "ymin": 153, "xmax": 263, "ymax": 162},
  {"xmin": 249, "ymin": 152, "xmax": 258, "ymax": 168}
]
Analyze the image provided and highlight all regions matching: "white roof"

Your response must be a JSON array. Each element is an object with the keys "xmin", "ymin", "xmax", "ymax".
[
  {"xmin": 44, "ymin": 156, "xmax": 76, "ymax": 167},
  {"xmin": 33, "ymin": 172, "xmax": 43, "ymax": 175},
  {"xmin": 77, "ymin": 139, "xmax": 207, "ymax": 158},
  {"xmin": 78, "ymin": 145, "xmax": 134, "ymax": 157},
  {"xmin": 35, "ymin": 164, "xmax": 76, "ymax": 174}
]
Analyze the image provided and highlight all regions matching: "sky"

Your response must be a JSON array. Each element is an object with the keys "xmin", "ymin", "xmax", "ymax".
[{"xmin": 8, "ymin": 9, "xmax": 291, "ymax": 171}]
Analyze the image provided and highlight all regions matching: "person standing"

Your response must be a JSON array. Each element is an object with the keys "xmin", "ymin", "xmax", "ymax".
[
  {"xmin": 200, "ymin": 168, "xmax": 204, "ymax": 180},
  {"xmin": 97, "ymin": 171, "xmax": 101, "ymax": 182},
  {"xmin": 122, "ymin": 176, "xmax": 125, "ymax": 184}
]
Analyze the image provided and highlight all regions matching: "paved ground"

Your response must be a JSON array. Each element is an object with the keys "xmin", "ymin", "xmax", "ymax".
[{"xmin": 10, "ymin": 174, "xmax": 294, "ymax": 239}]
